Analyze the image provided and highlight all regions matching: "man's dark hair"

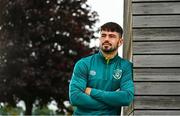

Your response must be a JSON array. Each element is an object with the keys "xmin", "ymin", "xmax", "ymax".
[{"xmin": 100, "ymin": 22, "xmax": 123, "ymax": 37}]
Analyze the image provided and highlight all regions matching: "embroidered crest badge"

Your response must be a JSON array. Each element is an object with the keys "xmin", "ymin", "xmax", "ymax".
[{"xmin": 113, "ymin": 69, "xmax": 122, "ymax": 80}]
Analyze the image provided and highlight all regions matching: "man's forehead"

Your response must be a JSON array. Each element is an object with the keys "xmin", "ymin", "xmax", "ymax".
[{"xmin": 100, "ymin": 30, "xmax": 119, "ymax": 35}]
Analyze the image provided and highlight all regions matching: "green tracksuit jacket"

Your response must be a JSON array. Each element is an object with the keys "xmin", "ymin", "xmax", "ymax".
[{"xmin": 69, "ymin": 51, "xmax": 134, "ymax": 115}]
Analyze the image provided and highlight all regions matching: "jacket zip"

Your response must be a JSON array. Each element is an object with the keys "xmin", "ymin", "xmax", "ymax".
[{"xmin": 105, "ymin": 59, "xmax": 110, "ymax": 80}]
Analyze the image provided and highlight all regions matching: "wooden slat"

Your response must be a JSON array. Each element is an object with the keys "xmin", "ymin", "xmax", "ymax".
[
  {"xmin": 134, "ymin": 110, "xmax": 180, "ymax": 115},
  {"xmin": 135, "ymin": 82, "xmax": 180, "ymax": 95},
  {"xmin": 134, "ymin": 68, "xmax": 180, "ymax": 81},
  {"xmin": 133, "ymin": 42, "xmax": 180, "ymax": 54},
  {"xmin": 134, "ymin": 55, "xmax": 180, "ymax": 67},
  {"xmin": 133, "ymin": 2, "xmax": 180, "ymax": 15},
  {"xmin": 134, "ymin": 96, "xmax": 180, "ymax": 109},
  {"xmin": 133, "ymin": 15, "xmax": 180, "ymax": 27},
  {"xmin": 133, "ymin": 0, "xmax": 180, "ymax": 2},
  {"xmin": 133, "ymin": 28, "xmax": 180, "ymax": 41}
]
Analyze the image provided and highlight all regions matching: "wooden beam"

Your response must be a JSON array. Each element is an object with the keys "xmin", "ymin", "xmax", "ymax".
[
  {"xmin": 135, "ymin": 82, "xmax": 180, "ymax": 95},
  {"xmin": 133, "ymin": 2, "xmax": 180, "ymax": 15},
  {"xmin": 133, "ymin": 15, "xmax": 180, "ymax": 28},
  {"xmin": 133, "ymin": 28, "xmax": 180, "ymax": 41},
  {"xmin": 133, "ymin": 42, "xmax": 180, "ymax": 54},
  {"xmin": 134, "ymin": 68, "xmax": 180, "ymax": 81},
  {"xmin": 134, "ymin": 110, "xmax": 180, "ymax": 115},
  {"xmin": 135, "ymin": 96, "xmax": 180, "ymax": 109},
  {"xmin": 123, "ymin": 0, "xmax": 133, "ymax": 61},
  {"xmin": 134, "ymin": 55, "xmax": 180, "ymax": 67},
  {"xmin": 123, "ymin": 0, "xmax": 134, "ymax": 115}
]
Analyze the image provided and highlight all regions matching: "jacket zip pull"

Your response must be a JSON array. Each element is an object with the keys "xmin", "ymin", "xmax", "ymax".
[
  {"xmin": 106, "ymin": 58, "xmax": 110, "ymax": 64},
  {"xmin": 105, "ymin": 58, "xmax": 110, "ymax": 80}
]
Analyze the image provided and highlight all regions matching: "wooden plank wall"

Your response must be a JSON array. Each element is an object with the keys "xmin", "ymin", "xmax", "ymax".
[{"xmin": 131, "ymin": 0, "xmax": 180, "ymax": 115}]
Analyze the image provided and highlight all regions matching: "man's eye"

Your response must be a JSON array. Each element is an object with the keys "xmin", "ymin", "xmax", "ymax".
[
  {"xmin": 101, "ymin": 35, "xmax": 106, "ymax": 37},
  {"xmin": 109, "ymin": 35, "xmax": 116, "ymax": 38}
]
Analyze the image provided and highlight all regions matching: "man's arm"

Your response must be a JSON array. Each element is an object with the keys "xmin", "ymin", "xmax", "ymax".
[
  {"xmin": 69, "ymin": 59, "xmax": 109, "ymax": 110},
  {"xmin": 85, "ymin": 62, "xmax": 134, "ymax": 107}
]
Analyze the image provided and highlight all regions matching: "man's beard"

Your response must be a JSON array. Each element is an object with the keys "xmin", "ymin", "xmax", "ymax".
[{"xmin": 100, "ymin": 43, "xmax": 119, "ymax": 53}]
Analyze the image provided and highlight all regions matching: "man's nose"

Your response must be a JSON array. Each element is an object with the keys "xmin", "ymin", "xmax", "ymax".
[{"xmin": 104, "ymin": 36, "xmax": 110, "ymax": 41}]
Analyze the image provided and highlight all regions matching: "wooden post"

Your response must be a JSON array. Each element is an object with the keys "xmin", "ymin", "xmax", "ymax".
[{"xmin": 123, "ymin": 0, "xmax": 134, "ymax": 115}]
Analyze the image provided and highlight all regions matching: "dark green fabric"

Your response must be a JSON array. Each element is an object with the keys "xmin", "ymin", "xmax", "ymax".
[{"xmin": 69, "ymin": 51, "xmax": 134, "ymax": 115}]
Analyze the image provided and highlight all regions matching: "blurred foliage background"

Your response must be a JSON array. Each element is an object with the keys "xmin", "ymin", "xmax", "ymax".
[{"xmin": 0, "ymin": 0, "xmax": 99, "ymax": 115}]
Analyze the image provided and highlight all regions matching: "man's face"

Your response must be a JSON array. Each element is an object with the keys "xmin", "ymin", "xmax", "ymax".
[{"xmin": 99, "ymin": 30, "xmax": 123, "ymax": 53}]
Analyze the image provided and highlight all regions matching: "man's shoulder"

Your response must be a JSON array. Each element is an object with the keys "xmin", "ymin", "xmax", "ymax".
[
  {"xmin": 76, "ymin": 53, "xmax": 97, "ymax": 65},
  {"xmin": 80, "ymin": 53, "xmax": 97, "ymax": 61},
  {"xmin": 119, "ymin": 57, "xmax": 133, "ymax": 67}
]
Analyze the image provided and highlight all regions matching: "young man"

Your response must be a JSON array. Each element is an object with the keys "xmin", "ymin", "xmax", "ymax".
[{"xmin": 69, "ymin": 22, "xmax": 134, "ymax": 115}]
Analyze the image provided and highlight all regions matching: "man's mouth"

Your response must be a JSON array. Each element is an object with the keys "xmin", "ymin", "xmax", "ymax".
[{"xmin": 103, "ymin": 42, "xmax": 111, "ymax": 46}]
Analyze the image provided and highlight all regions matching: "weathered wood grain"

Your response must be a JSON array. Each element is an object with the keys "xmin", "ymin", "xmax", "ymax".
[
  {"xmin": 133, "ymin": 42, "xmax": 180, "ymax": 54},
  {"xmin": 123, "ymin": 0, "xmax": 133, "ymax": 61},
  {"xmin": 123, "ymin": 0, "xmax": 134, "ymax": 115},
  {"xmin": 131, "ymin": 0, "xmax": 180, "ymax": 115},
  {"xmin": 134, "ymin": 68, "xmax": 180, "ymax": 81},
  {"xmin": 134, "ymin": 96, "xmax": 180, "ymax": 109},
  {"xmin": 135, "ymin": 82, "xmax": 180, "ymax": 95},
  {"xmin": 134, "ymin": 55, "xmax": 180, "ymax": 67},
  {"xmin": 134, "ymin": 110, "xmax": 180, "ymax": 115},
  {"xmin": 133, "ymin": 28, "xmax": 180, "ymax": 41},
  {"xmin": 133, "ymin": 2, "xmax": 180, "ymax": 15},
  {"xmin": 133, "ymin": 15, "xmax": 180, "ymax": 27}
]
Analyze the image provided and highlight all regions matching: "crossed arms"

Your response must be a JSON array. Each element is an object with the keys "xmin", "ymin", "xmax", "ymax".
[{"xmin": 69, "ymin": 60, "xmax": 134, "ymax": 109}]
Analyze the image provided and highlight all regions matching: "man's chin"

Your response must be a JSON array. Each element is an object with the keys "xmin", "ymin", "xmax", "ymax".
[
  {"xmin": 102, "ymin": 49, "xmax": 113, "ymax": 53},
  {"xmin": 101, "ymin": 47, "xmax": 118, "ymax": 53}
]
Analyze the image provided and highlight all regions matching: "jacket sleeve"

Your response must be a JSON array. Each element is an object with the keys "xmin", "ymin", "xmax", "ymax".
[
  {"xmin": 69, "ymin": 59, "xmax": 109, "ymax": 110},
  {"xmin": 89, "ymin": 62, "xmax": 134, "ymax": 107}
]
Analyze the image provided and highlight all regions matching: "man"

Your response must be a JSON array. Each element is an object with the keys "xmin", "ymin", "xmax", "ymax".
[{"xmin": 69, "ymin": 22, "xmax": 134, "ymax": 115}]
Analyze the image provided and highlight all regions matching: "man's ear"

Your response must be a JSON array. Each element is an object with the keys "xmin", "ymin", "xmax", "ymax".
[{"xmin": 118, "ymin": 38, "xmax": 123, "ymax": 47}]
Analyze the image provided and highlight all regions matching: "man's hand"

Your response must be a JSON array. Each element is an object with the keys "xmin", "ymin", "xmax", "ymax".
[{"xmin": 85, "ymin": 87, "xmax": 91, "ymax": 95}]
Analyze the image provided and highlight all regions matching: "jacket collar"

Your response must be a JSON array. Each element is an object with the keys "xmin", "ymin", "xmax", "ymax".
[{"xmin": 98, "ymin": 51, "xmax": 119, "ymax": 64}]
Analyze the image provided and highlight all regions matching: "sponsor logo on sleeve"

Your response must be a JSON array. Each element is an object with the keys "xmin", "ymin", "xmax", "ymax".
[{"xmin": 89, "ymin": 70, "xmax": 96, "ymax": 76}]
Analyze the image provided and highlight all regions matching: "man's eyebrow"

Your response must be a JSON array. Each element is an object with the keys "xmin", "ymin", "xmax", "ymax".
[
  {"xmin": 101, "ymin": 33, "xmax": 106, "ymax": 35},
  {"xmin": 109, "ymin": 34, "xmax": 116, "ymax": 37},
  {"xmin": 101, "ymin": 33, "xmax": 106, "ymax": 36}
]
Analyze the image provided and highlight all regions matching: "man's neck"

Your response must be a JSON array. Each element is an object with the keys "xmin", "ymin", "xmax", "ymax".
[{"xmin": 101, "ymin": 50, "xmax": 118, "ymax": 60}]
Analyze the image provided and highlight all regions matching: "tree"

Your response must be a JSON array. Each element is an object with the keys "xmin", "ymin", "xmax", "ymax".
[{"xmin": 0, "ymin": 0, "xmax": 98, "ymax": 114}]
